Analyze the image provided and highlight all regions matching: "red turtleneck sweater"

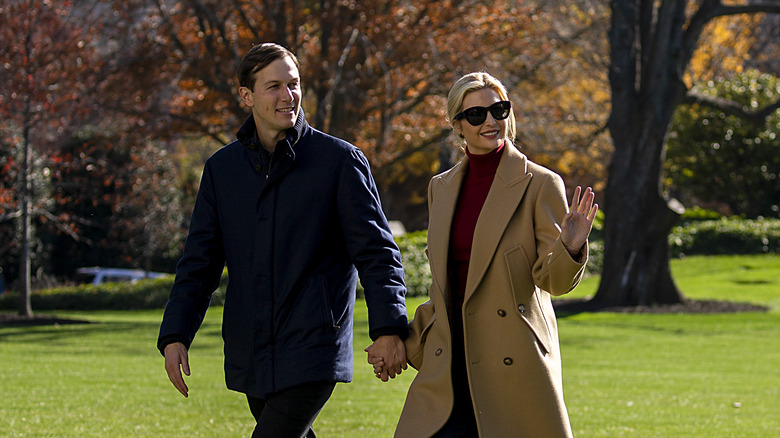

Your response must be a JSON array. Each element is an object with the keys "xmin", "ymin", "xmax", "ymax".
[{"xmin": 448, "ymin": 142, "xmax": 504, "ymax": 326}]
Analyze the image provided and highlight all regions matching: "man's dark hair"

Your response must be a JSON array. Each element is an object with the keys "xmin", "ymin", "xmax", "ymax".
[{"xmin": 238, "ymin": 43, "xmax": 300, "ymax": 89}]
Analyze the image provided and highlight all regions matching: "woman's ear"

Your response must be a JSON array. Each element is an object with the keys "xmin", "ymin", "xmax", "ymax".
[{"xmin": 453, "ymin": 120, "xmax": 464, "ymax": 139}]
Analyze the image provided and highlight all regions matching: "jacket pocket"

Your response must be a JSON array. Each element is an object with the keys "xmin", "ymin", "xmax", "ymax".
[
  {"xmin": 318, "ymin": 277, "xmax": 344, "ymax": 330},
  {"xmin": 408, "ymin": 313, "xmax": 436, "ymax": 369},
  {"xmin": 504, "ymin": 245, "xmax": 552, "ymax": 355}
]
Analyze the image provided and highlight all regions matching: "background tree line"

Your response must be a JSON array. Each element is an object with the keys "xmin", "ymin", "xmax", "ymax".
[{"xmin": 1, "ymin": 0, "xmax": 779, "ymax": 316}]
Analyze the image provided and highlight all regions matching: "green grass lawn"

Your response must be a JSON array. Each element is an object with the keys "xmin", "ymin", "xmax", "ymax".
[{"xmin": 0, "ymin": 254, "xmax": 778, "ymax": 437}]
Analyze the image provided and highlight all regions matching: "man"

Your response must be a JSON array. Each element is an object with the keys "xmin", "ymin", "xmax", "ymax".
[{"xmin": 158, "ymin": 42, "xmax": 408, "ymax": 438}]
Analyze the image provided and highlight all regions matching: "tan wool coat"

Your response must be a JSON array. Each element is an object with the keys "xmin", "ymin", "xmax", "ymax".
[{"xmin": 395, "ymin": 145, "xmax": 587, "ymax": 438}]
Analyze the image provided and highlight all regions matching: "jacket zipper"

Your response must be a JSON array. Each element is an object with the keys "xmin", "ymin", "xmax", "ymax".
[{"xmin": 265, "ymin": 151, "xmax": 275, "ymax": 180}]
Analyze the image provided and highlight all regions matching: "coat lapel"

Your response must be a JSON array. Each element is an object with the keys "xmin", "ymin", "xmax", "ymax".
[
  {"xmin": 464, "ymin": 145, "xmax": 532, "ymax": 300},
  {"xmin": 427, "ymin": 160, "xmax": 466, "ymax": 307}
]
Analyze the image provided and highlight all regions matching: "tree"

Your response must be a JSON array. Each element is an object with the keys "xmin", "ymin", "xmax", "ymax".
[
  {"xmin": 0, "ymin": 131, "xmax": 53, "ymax": 287},
  {"xmin": 750, "ymin": 14, "xmax": 780, "ymax": 76},
  {"xmin": 595, "ymin": 0, "xmax": 780, "ymax": 306},
  {"xmin": 119, "ymin": 0, "xmax": 568, "ymax": 229},
  {"xmin": 0, "ymin": 0, "xmax": 103, "ymax": 316},
  {"xmin": 46, "ymin": 132, "xmax": 184, "ymax": 276},
  {"xmin": 0, "ymin": 0, "xmax": 176, "ymax": 314},
  {"xmin": 0, "ymin": 137, "xmax": 23, "ymax": 288},
  {"xmin": 665, "ymin": 70, "xmax": 780, "ymax": 218},
  {"xmin": 513, "ymin": 0, "xmax": 613, "ymax": 200}
]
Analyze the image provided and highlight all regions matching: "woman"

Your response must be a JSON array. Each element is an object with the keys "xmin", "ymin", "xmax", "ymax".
[{"xmin": 368, "ymin": 72, "xmax": 597, "ymax": 437}]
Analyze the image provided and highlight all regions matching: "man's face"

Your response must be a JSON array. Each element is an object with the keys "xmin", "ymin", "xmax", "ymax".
[{"xmin": 239, "ymin": 56, "xmax": 302, "ymax": 140}]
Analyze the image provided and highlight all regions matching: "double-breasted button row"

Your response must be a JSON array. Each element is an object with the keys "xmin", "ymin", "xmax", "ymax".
[
  {"xmin": 497, "ymin": 309, "xmax": 506, "ymax": 317},
  {"xmin": 517, "ymin": 304, "xmax": 526, "ymax": 313},
  {"xmin": 503, "ymin": 357, "xmax": 513, "ymax": 366},
  {"xmin": 435, "ymin": 348, "xmax": 442, "ymax": 356}
]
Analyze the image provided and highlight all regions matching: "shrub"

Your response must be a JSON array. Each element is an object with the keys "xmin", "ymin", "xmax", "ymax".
[
  {"xmin": 356, "ymin": 230, "xmax": 431, "ymax": 299},
  {"xmin": 669, "ymin": 217, "xmax": 780, "ymax": 256},
  {"xmin": 396, "ymin": 230, "xmax": 432, "ymax": 298},
  {"xmin": 0, "ymin": 277, "xmax": 174, "ymax": 311},
  {"xmin": 0, "ymin": 271, "xmax": 229, "ymax": 311},
  {"xmin": 680, "ymin": 206, "xmax": 723, "ymax": 222},
  {"xmin": 586, "ymin": 239, "xmax": 604, "ymax": 277},
  {"xmin": 665, "ymin": 70, "xmax": 780, "ymax": 218}
]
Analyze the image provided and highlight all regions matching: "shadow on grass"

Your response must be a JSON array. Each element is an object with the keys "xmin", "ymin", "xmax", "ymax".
[
  {"xmin": 553, "ymin": 298, "xmax": 769, "ymax": 318},
  {"xmin": 0, "ymin": 313, "xmax": 92, "ymax": 327}
]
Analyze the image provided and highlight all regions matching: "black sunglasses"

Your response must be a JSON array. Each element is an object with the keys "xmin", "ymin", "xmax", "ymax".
[{"xmin": 453, "ymin": 100, "xmax": 511, "ymax": 126}]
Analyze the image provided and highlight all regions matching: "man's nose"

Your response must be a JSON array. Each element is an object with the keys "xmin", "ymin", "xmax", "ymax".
[{"xmin": 281, "ymin": 85, "xmax": 294, "ymax": 101}]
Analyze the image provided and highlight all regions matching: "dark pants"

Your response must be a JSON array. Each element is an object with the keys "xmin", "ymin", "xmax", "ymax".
[
  {"xmin": 246, "ymin": 381, "xmax": 336, "ymax": 438},
  {"xmin": 433, "ymin": 322, "xmax": 479, "ymax": 438}
]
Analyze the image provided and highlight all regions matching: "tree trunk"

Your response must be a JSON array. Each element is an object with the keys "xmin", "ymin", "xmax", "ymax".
[
  {"xmin": 593, "ymin": 133, "xmax": 684, "ymax": 306},
  {"xmin": 19, "ymin": 114, "xmax": 33, "ymax": 317},
  {"xmin": 597, "ymin": 0, "xmax": 780, "ymax": 307},
  {"xmin": 594, "ymin": 0, "xmax": 689, "ymax": 306},
  {"xmin": 594, "ymin": 84, "xmax": 687, "ymax": 305}
]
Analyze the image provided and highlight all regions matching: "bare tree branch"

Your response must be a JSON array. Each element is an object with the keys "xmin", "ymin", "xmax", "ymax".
[
  {"xmin": 683, "ymin": 91, "xmax": 780, "ymax": 123},
  {"xmin": 715, "ymin": 1, "xmax": 780, "ymax": 18},
  {"xmin": 318, "ymin": 28, "xmax": 360, "ymax": 132},
  {"xmin": 34, "ymin": 208, "xmax": 84, "ymax": 243},
  {"xmin": 0, "ymin": 210, "xmax": 21, "ymax": 221}
]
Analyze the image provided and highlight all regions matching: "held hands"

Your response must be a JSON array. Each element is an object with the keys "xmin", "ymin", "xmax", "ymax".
[
  {"xmin": 164, "ymin": 342, "xmax": 191, "ymax": 397},
  {"xmin": 364, "ymin": 335, "xmax": 407, "ymax": 382},
  {"xmin": 561, "ymin": 186, "xmax": 598, "ymax": 258}
]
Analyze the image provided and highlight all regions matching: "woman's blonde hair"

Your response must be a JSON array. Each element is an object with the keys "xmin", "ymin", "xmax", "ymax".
[{"xmin": 446, "ymin": 72, "xmax": 517, "ymax": 146}]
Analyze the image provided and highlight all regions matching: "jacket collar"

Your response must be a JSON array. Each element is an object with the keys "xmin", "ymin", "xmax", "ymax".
[{"xmin": 236, "ymin": 108, "xmax": 308, "ymax": 152}]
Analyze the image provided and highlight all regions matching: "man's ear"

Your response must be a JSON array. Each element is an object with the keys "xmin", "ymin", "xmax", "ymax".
[{"xmin": 238, "ymin": 87, "xmax": 253, "ymax": 106}]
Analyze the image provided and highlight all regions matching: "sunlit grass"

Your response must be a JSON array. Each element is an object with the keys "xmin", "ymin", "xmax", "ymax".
[{"xmin": 0, "ymin": 254, "xmax": 777, "ymax": 437}]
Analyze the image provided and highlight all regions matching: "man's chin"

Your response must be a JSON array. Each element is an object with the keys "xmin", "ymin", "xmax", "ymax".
[{"xmin": 277, "ymin": 111, "xmax": 298, "ymax": 126}]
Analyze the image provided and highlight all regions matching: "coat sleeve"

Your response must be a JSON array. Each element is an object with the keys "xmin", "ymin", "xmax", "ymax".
[
  {"xmin": 531, "ymin": 172, "xmax": 588, "ymax": 296},
  {"xmin": 404, "ymin": 177, "xmax": 438, "ymax": 369},
  {"xmin": 157, "ymin": 162, "xmax": 226, "ymax": 354},
  {"xmin": 405, "ymin": 298, "xmax": 435, "ymax": 370},
  {"xmin": 337, "ymin": 148, "xmax": 408, "ymax": 340}
]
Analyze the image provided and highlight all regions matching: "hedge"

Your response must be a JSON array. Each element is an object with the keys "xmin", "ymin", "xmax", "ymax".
[
  {"xmin": 355, "ymin": 230, "xmax": 430, "ymax": 298},
  {"xmin": 669, "ymin": 217, "xmax": 780, "ymax": 256},
  {"xmin": 2, "ymin": 218, "xmax": 776, "ymax": 310},
  {"xmin": 0, "ymin": 271, "xmax": 228, "ymax": 312}
]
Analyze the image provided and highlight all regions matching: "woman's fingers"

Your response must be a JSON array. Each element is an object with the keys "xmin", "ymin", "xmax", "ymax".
[
  {"xmin": 570, "ymin": 186, "xmax": 582, "ymax": 212},
  {"xmin": 588, "ymin": 202, "xmax": 599, "ymax": 222}
]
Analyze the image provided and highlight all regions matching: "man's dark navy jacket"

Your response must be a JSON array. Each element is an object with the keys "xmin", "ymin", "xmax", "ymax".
[{"xmin": 158, "ymin": 110, "xmax": 408, "ymax": 398}]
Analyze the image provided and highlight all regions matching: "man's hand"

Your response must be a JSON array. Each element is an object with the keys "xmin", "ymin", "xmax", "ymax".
[
  {"xmin": 364, "ymin": 335, "xmax": 407, "ymax": 382},
  {"xmin": 164, "ymin": 342, "xmax": 191, "ymax": 397}
]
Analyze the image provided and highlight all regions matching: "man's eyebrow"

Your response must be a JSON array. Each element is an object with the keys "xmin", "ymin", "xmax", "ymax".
[{"xmin": 262, "ymin": 78, "xmax": 299, "ymax": 86}]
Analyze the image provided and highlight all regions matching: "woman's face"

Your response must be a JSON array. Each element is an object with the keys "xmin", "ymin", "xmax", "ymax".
[{"xmin": 455, "ymin": 88, "xmax": 507, "ymax": 155}]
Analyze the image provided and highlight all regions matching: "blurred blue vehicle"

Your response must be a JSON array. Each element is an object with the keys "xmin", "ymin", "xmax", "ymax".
[{"xmin": 75, "ymin": 266, "xmax": 167, "ymax": 285}]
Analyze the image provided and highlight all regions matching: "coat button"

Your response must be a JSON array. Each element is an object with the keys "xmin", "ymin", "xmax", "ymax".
[
  {"xmin": 435, "ymin": 348, "xmax": 443, "ymax": 356},
  {"xmin": 518, "ymin": 304, "xmax": 526, "ymax": 313},
  {"xmin": 497, "ymin": 309, "xmax": 506, "ymax": 317},
  {"xmin": 503, "ymin": 357, "xmax": 513, "ymax": 366}
]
